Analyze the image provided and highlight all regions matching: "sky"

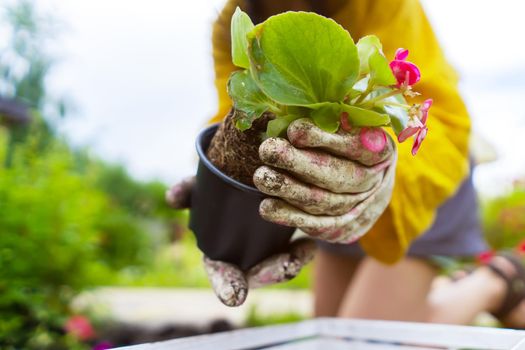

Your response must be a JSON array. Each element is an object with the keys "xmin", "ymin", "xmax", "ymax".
[{"xmin": 7, "ymin": 0, "xmax": 525, "ymax": 195}]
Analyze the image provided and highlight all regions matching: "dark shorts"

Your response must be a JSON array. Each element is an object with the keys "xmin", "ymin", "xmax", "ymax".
[{"xmin": 318, "ymin": 169, "xmax": 488, "ymax": 259}]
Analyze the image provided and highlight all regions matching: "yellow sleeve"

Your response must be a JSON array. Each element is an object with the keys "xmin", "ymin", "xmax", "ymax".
[
  {"xmin": 339, "ymin": 0, "xmax": 471, "ymax": 263},
  {"xmin": 211, "ymin": 0, "xmax": 471, "ymax": 264},
  {"xmin": 209, "ymin": 0, "xmax": 241, "ymax": 123}
]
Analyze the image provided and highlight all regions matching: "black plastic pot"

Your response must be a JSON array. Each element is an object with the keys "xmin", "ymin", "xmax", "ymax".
[{"xmin": 189, "ymin": 124, "xmax": 295, "ymax": 271}]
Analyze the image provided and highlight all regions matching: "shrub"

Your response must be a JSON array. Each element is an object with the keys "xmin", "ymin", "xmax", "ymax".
[{"xmin": 482, "ymin": 181, "xmax": 525, "ymax": 251}]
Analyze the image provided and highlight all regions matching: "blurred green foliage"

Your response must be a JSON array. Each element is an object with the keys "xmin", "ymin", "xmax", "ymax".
[
  {"xmin": 0, "ymin": 126, "xmax": 108, "ymax": 349},
  {"xmin": 482, "ymin": 181, "xmax": 525, "ymax": 251},
  {"xmin": 245, "ymin": 305, "xmax": 305, "ymax": 328},
  {"xmin": 0, "ymin": 1, "xmax": 173, "ymax": 348},
  {"xmin": 110, "ymin": 231, "xmax": 312, "ymax": 290},
  {"xmin": 0, "ymin": 123, "xmax": 173, "ymax": 348}
]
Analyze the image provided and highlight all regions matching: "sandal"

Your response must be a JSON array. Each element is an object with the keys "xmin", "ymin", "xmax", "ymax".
[{"xmin": 487, "ymin": 252, "xmax": 525, "ymax": 326}]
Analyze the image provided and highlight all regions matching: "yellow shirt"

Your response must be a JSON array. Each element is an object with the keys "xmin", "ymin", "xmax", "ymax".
[{"xmin": 210, "ymin": 0, "xmax": 470, "ymax": 264}]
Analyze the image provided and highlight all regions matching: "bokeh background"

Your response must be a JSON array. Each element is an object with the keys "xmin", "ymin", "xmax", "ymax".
[{"xmin": 1, "ymin": 0, "xmax": 524, "ymax": 349}]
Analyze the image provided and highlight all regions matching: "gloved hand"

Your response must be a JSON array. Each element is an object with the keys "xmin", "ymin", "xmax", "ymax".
[
  {"xmin": 166, "ymin": 179, "xmax": 316, "ymax": 307},
  {"xmin": 254, "ymin": 118, "xmax": 396, "ymax": 244},
  {"xmin": 167, "ymin": 118, "xmax": 396, "ymax": 307}
]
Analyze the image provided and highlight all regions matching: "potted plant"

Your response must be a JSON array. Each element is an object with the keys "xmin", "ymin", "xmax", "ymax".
[{"xmin": 189, "ymin": 8, "xmax": 431, "ymax": 270}]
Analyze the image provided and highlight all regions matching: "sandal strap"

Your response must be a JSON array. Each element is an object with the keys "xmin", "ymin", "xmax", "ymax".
[{"xmin": 488, "ymin": 253, "xmax": 525, "ymax": 320}]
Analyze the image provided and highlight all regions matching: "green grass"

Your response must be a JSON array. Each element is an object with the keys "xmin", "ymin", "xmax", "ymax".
[
  {"xmin": 245, "ymin": 305, "xmax": 306, "ymax": 327},
  {"xmin": 112, "ymin": 233, "xmax": 311, "ymax": 289}
]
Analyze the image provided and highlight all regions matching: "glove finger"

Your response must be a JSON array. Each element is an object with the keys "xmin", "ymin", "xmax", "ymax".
[
  {"xmin": 247, "ymin": 238, "xmax": 316, "ymax": 289},
  {"xmin": 259, "ymin": 198, "xmax": 357, "ymax": 234},
  {"xmin": 287, "ymin": 118, "xmax": 394, "ymax": 166},
  {"xmin": 166, "ymin": 176, "xmax": 195, "ymax": 209},
  {"xmin": 259, "ymin": 156, "xmax": 395, "ymax": 243},
  {"xmin": 332, "ymin": 152, "xmax": 397, "ymax": 243},
  {"xmin": 203, "ymin": 256, "xmax": 248, "ymax": 307},
  {"xmin": 253, "ymin": 165, "xmax": 377, "ymax": 216},
  {"xmin": 259, "ymin": 138, "xmax": 390, "ymax": 193}
]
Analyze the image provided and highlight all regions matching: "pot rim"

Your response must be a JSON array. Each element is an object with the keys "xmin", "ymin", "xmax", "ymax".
[{"xmin": 196, "ymin": 124, "xmax": 262, "ymax": 196}]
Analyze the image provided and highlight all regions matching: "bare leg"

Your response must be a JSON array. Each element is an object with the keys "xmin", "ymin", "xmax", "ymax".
[
  {"xmin": 313, "ymin": 249, "xmax": 361, "ymax": 317},
  {"xmin": 428, "ymin": 256, "xmax": 525, "ymax": 327},
  {"xmin": 334, "ymin": 255, "xmax": 525, "ymax": 326},
  {"xmin": 427, "ymin": 266, "xmax": 505, "ymax": 324},
  {"xmin": 337, "ymin": 257, "xmax": 437, "ymax": 321},
  {"xmin": 315, "ymin": 252, "xmax": 525, "ymax": 326}
]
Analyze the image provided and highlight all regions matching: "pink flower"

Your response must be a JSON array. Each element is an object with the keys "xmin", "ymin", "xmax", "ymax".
[
  {"xmin": 65, "ymin": 315, "xmax": 95, "ymax": 341},
  {"xmin": 517, "ymin": 240, "xmax": 525, "ymax": 255},
  {"xmin": 389, "ymin": 48, "xmax": 421, "ymax": 87},
  {"xmin": 397, "ymin": 99, "xmax": 432, "ymax": 155},
  {"xmin": 394, "ymin": 48, "xmax": 409, "ymax": 61},
  {"xmin": 476, "ymin": 250, "xmax": 495, "ymax": 265},
  {"xmin": 93, "ymin": 341, "xmax": 113, "ymax": 350}
]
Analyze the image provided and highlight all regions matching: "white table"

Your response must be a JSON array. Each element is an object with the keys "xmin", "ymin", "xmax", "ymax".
[{"xmin": 116, "ymin": 318, "xmax": 525, "ymax": 350}]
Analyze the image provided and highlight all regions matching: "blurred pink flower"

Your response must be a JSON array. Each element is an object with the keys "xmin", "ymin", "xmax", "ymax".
[
  {"xmin": 517, "ymin": 240, "xmax": 525, "ymax": 255},
  {"xmin": 398, "ymin": 99, "xmax": 432, "ymax": 155},
  {"xmin": 93, "ymin": 341, "xmax": 113, "ymax": 350},
  {"xmin": 390, "ymin": 48, "xmax": 421, "ymax": 87},
  {"xmin": 476, "ymin": 250, "xmax": 495, "ymax": 265},
  {"xmin": 65, "ymin": 315, "xmax": 95, "ymax": 341},
  {"xmin": 410, "ymin": 126, "xmax": 428, "ymax": 156}
]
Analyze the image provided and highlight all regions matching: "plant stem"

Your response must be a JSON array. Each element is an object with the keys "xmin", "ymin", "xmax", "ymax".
[
  {"xmin": 358, "ymin": 89, "xmax": 403, "ymax": 108},
  {"xmin": 268, "ymin": 105, "xmax": 283, "ymax": 115},
  {"xmin": 379, "ymin": 101, "xmax": 411, "ymax": 109},
  {"xmin": 354, "ymin": 80, "xmax": 374, "ymax": 104}
]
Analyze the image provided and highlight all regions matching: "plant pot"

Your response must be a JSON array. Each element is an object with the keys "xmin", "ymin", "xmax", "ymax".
[{"xmin": 189, "ymin": 124, "xmax": 295, "ymax": 271}]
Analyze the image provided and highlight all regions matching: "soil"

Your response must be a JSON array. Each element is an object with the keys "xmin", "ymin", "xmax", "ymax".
[{"xmin": 206, "ymin": 109, "xmax": 271, "ymax": 186}]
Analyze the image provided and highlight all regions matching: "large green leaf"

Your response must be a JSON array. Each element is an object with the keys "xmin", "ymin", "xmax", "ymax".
[
  {"xmin": 310, "ymin": 103, "xmax": 341, "ymax": 132},
  {"xmin": 367, "ymin": 88, "xmax": 409, "ymax": 135},
  {"xmin": 247, "ymin": 12, "xmax": 359, "ymax": 106},
  {"xmin": 340, "ymin": 104, "xmax": 390, "ymax": 127},
  {"xmin": 231, "ymin": 7, "xmax": 254, "ymax": 69},
  {"xmin": 227, "ymin": 70, "xmax": 275, "ymax": 130},
  {"xmin": 266, "ymin": 114, "xmax": 302, "ymax": 137},
  {"xmin": 357, "ymin": 35, "xmax": 395, "ymax": 86},
  {"xmin": 369, "ymin": 50, "xmax": 396, "ymax": 86},
  {"xmin": 356, "ymin": 35, "xmax": 382, "ymax": 75},
  {"xmin": 383, "ymin": 98, "xmax": 409, "ymax": 135},
  {"xmin": 384, "ymin": 104, "xmax": 408, "ymax": 136}
]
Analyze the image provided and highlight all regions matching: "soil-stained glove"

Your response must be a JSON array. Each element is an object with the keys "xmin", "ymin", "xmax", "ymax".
[
  {"xmin": 166, "ymin": 180, "xmax": 315, "ymax": 307},
  {"xmin": 254, "ymin": 118, "xmax": 396, "ymax": 244}
]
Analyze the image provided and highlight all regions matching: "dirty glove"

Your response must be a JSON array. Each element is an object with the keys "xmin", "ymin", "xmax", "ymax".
[
  {"xmin": 166, "ymin": 179, "xmax": 315, "ymax": 307},
  {"xmin": 254, "ymin": 118, "xmax": 396, "ymax": 244}
]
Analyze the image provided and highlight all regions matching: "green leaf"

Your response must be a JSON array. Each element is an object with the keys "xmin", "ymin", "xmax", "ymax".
[
  {"xmin": 369, "ymin": 50, "xmax": 396, "ymax": 86},
  {"xmin": 266, "ymin": 115, "xmax": 301, "ymax": 137},
  {"xmin": 384, "ymin": 96, "xmax": 409, "ymax": 135},
  {"xmin": 231, "ymin": 7, "xmax": 254, "ymax": 69},
  {"xmin": 369, "ymin": 88, "xmax": 409, "ymax": 135},
  {"xmin": 339, "ymin": 104, "xmax": 390, "ymax": 127},
  {"xmin": 356, "ymin": 35, "xmax": 382, "ymax": 75},
  {"xmin": 384, "ymin": 104, "xmax": 408, "ymax": 135},
  {"xmin": 346, "ymin": 88, "xmax": 362, "ymax": 101},
  {"xmin": 227, "ymin": 70, "xmax": 275, "ymax": 130},
  {"xmin": 233, "ymin": 109, "xmax": 257, "ymax": 130},
  {"xmin": 247, "ymin": 12, "xmax": 359, "ymax": 106},
  {"xmin": 310, "ymin": 103, "xmax": 341, "ymax": 132}
]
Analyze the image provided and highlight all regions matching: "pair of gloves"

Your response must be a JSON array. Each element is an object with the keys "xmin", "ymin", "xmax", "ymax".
[{"xmin": 167, "ymin": 119, "xmax": 396, "ymax": 306}]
